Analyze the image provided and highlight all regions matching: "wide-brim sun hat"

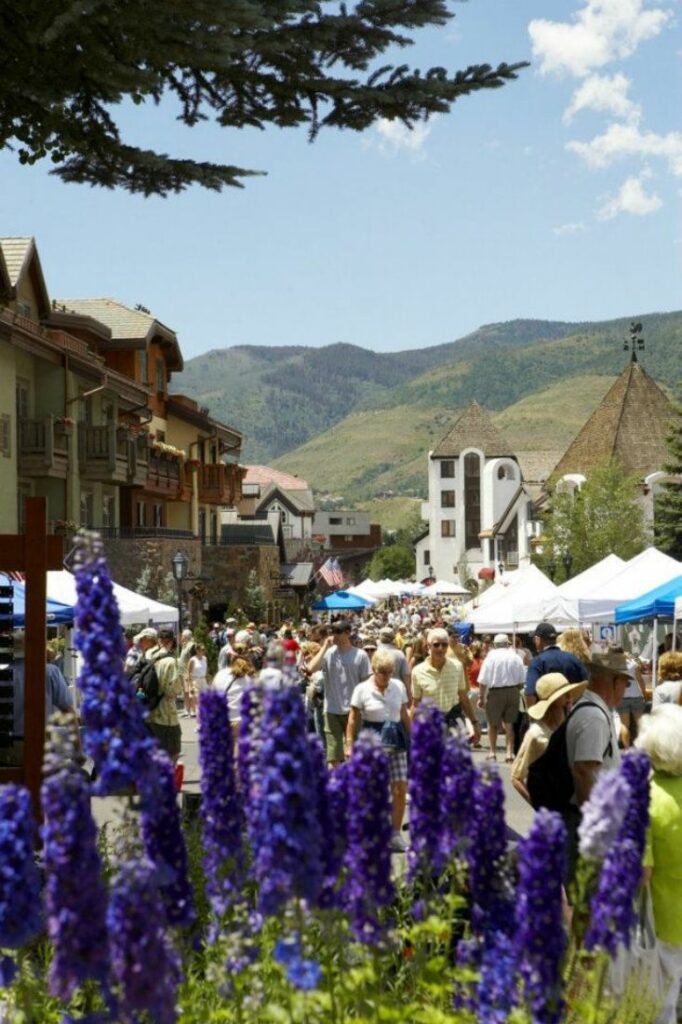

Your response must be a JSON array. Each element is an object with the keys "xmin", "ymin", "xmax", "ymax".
[{"xmin": 528, "ymin": 672, "xmax": 588, "ymax": 720}]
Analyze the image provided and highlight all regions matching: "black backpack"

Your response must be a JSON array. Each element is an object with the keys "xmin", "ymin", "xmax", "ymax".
[
  {"xmin": 526, "ymin": 700, "xmax": 613, "ymax": 812},
  {"xmin": 127, "ymin": 653, "xmax": 165, "ymax": 711}
]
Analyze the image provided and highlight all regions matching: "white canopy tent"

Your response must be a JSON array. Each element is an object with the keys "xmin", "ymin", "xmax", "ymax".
[
  {"xmin": 578, "ymin": 548, "xmax": 682, "ymax": 623},
  {"xmin": 421, "ymin": 579, "xmax": 470, "ymax": 598},
  {"xmin": 540, "ymin": 553, "xmax": 626, "ymax": 627},
  {"xmin": 46, "ymin": 570, "xmax": 178, "ymax": 626},
  {"xmin": 465, "ymin": 564, "xmax": 558, "ymax": 633}
]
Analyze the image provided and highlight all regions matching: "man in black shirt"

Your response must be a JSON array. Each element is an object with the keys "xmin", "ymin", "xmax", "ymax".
[{"xmin": 525, "ymin": 621, "xmax": 588, "ymax": 706}]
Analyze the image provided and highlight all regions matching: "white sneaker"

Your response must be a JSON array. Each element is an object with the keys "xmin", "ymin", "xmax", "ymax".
[{"xmin": 389, "ymin": 831, "xmax": 409, "ymax": 853}]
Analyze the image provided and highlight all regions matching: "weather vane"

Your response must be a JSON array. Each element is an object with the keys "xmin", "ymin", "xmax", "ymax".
[{"xmin": 624, "ymin": 321, "xmax": 644, "ymax": 362}]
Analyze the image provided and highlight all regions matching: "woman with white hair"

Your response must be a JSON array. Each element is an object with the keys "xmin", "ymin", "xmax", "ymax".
[{"xmin": 636, "ymin": 705, "xmax": 682, "ymax": 1024}]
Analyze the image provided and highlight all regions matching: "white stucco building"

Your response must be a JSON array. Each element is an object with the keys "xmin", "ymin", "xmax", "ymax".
[{"xmin": 415, "ymin": 402, "xmax": 541, "ymax": 583}]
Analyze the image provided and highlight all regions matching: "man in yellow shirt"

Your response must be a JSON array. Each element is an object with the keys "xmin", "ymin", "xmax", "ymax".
[{"xmin": 412, "ymin": 628, "xmax": 480, "ymax": 742}]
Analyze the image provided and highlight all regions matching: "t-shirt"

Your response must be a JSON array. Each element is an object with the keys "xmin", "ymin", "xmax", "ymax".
[
  {"xmin": 566, "ymin": 693, "xmax": 621, "ymax": 776},
  {"xmin": 322, "ymin": 646, "xmax": 372, "ymax": 715},
  {"xmin": 478, "ymin": 648, "xmax": 525, "ymax": 690},
  {"xmin": 412, "ymin": 657, "xmax": 465, "ymax": 713},
  {"xmin": 212, "ymin": 669, "xmax": 254, "ymax": 722},
  {"xmin": 643, "ymin": 773, "xmax": 682, "ymax": 945},
  {"xmin": 622, "ymin": 656, "xmax": 643, "ymax": 700},
  {"xmin": 525, "ymin": 647, "xmax": 588, "ymax": 697},
  {"xmin": 511, "ymin": 720, "xmax": 552, "ymax": 784},
  {"xmin": 652, "ymin": 681, "xmax": 682, "ymax": 707},
  {"xmin": 350, "ymin": 677, "xmax": 407, "ymax": 724}
]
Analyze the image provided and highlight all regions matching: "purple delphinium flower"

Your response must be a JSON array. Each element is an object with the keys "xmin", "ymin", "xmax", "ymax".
[
  {"xmin": 585, "ymin": 751, "xmax": 651, "ymax": 954},
  {"xmin": 308, "ymin": 735, "xmax": 348, "ymax": 909},
  {"xmin": 287, "ymin": 958, "xmax": 322, "ymax": 991},
  {"xmin": 408, "ymin": 704, "xmax": 445, "ymax": 879},
  {"xmin": 41, "ymin": 765, "xmax": 109, "ymax": 1000},
  {"xmin": 138, "ymin": 747, "xmax": 194, "ymax": 928},
  {"xmin": 578, "ymin": 771, "xmax": 630, "ymax": 862},
  {"xmin": 251, "ymin": 688, "xmax": 323, "ymax": 916},
  {"xmin": 107, "ymin": 857, "xmax": 181, "ymax": 1024},
  {"xmin": 440, "ymin": 733, "xmax": 475, "ymax": 864},
  {"xmin": 0, "ymin": 785, "xmax": 42, "ymax": 948},
  {"xmin": 465, "ymin": 766, "xmax": 512, "ymax": 937},
  {"xmin": 343, "ymin": 731, "xmax": 394, "ymax": 943},
  {"xmin": 478, "ymin": 931, "xmax": 519, "ymax": 1024},
  {"xmin": 72, "ymin": 531, "xmax": 154, "ymax": 794},
  {"xmin": 236, "ymin": 684, "xmax": 264, "ymax": 840},
  {"xmin": 197, "ymin": 689, "xmax": 244, "ymax": 919},
  {"xmin": 516, "ymin": 809, "xmax": 567, "ymax": 1024}
]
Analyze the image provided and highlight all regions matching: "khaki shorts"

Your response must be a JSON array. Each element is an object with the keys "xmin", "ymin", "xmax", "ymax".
[
  {"xmin": 324, "ymin": 712, "xmax": 349, "ymax": 763},
  {"xmin": 485, "ymin": 686, "xmax": 520, "ymax": 727}
]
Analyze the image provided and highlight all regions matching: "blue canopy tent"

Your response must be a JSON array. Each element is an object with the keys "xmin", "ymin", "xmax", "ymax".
[
  {"xmin": 312, "ymin": 591, "xmax": 372, "ymax": 611},
  {"xmin": 614, "ymin": 575, "xmax": 682, "ymax": 624},
  {"xmin": 0, "ymin": 575, "xmax": 74, "ymax": 627}
]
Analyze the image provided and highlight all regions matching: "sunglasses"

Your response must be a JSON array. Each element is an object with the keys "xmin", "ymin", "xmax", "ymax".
[{"xmin": 430, "ymin": 641, "xmax": 449, "ymax": 648}]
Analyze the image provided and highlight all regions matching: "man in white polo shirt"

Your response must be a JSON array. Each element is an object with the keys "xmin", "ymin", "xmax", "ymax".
[{"xmin": 478, "ymin": 633, "xmax": 525, "ymax": 762}]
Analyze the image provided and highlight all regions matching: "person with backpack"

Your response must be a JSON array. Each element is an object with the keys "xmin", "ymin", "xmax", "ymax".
[
  {"xmin": 135, "ymin": 628, "xmax": 183, "ymax": 762},
  {"xmin": 526, "ymin": 651, "xmax": 629, "ymax": 882},
  {"xmin": 511, "ymin": 672, "xmax": 587, "ymax": 804}
]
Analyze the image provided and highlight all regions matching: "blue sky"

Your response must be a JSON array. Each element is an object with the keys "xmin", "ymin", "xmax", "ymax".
[{"xmin": 1, "ymin": 0, "xmax": 679, "ymax": 358}]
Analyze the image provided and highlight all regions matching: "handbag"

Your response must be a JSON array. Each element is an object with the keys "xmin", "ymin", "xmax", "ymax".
[
  {"xmin": 444, "ymin": 702, "xmax": 464, "ymax": 730},
  {"xmin": 608, "ymin": 887, "xmax": 667, "ymax": 1006}
]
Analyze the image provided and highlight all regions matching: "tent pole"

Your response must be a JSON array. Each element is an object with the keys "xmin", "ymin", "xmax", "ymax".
[{"xmin": 652, "ymin": 616, "xmax": 658, "ymax": 689}]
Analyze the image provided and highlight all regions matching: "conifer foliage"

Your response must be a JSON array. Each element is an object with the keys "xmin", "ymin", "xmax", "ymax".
[
  {"xmin": 655, "ymin": 388, "xmax": 682, "ymax": 560},
  {"xmin": 1, "ymin": 0, "xmax": 526, "ymax": 195}
]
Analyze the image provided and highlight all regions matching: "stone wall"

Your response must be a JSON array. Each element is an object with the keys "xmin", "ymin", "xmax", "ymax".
[
  {"xmin": 201, "ymin": 543, "xmax": 279, "ymax": 608},
  {"xmin": 101, "ymin": 536, "xmax": 201, "ymax": 594}
]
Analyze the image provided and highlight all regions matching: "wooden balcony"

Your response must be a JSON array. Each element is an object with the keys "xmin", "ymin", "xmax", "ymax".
[
  {"xmin": 194, "ymin": 462, "xmax": 245, "ymax": 505},
  {"xmin": 18, "ymin": 417, "xmax": 69, "ymax": 479},
  {"xmin": 127, "ymin": 434, "xmax": 149, "ymax": 487},
  {"xmin": 78, "ymin": 423, "xmax": 130, "ymax": 484},
  {"xmin": 145, "ymin": 450, "xmax": 185, "ymax": 499}
]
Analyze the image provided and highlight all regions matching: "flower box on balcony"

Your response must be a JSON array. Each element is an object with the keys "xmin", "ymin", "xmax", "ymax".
[{"xmin": 187, "ymin": 458, "xmax": 201, "ymax": 469}]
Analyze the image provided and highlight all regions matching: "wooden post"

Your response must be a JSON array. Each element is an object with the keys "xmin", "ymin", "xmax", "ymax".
[{"xmin": 0, "ymin": 497, "xmax": 63, "ymax": 813}]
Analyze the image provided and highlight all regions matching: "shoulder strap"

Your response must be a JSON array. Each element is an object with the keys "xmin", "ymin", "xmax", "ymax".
[{"xmin": 567, "ymin": 699, "xmax": 613, "ymax": 758}]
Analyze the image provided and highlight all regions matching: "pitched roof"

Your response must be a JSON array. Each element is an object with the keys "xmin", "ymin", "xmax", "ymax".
[
  {"xmin": 281, "ymin": 562, "xmax": 315, "ymax": 587},
  {"xmin": 54, "ymin": 297, "xmax": 183, "ymax": 369},
  {"xmin": 243, "ymin": 465, "xmax": 310, "ymax": 491},
  {"xmin": 0, "ymin": 236, "xmax": 50, "ymax": 315},
  {"xmin": 431, "ymin": 401, "xmax": 515, "ymax": 458},
  {"xmin": 551, "ymin": 358, "xmax": 673, "ymax": 480},
  {"xmin": 257, "ymin": 483, "xmax": 315, "ymax": 515}
]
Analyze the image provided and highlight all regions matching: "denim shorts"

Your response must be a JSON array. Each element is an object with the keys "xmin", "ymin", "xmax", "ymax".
[{"xmin": 617, "ymin": 696, "xmax": 646, "ymax": 715}]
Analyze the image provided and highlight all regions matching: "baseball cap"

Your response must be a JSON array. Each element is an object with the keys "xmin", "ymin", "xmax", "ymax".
[
  {"xmin": 133, "ymin": 627, "xmax": 158, "ymax": 644},
  {"xmin": 533, "ymin": 622, "xmax": 558, "ymax": 642},
  {"xmin": 493, "ymin": 633, "xmax": 510, "ymax": 646}
]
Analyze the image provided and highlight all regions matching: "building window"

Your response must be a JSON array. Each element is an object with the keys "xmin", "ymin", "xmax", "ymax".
[
  {"xmin": 210, "ymin": 511, "xmax": 218, "ymax": 545},
  {"xmin": 198, "ymin": 510, "xmax": 206, "ymax": 542},
  {"xmin": 136, "ymin": 501, "xmax": 147, "ymax": 527},
  {"xmin": 423, "ymin": 549, "xmax": 430, "ymax": 565},
  {"xmin": 80, "ymin": 492, "xmax": 94, "ymax": 528},
  {"xmin": 15, "ymin": 379, "xmax": 30, "ymax": 421},
  {"xmin": 330, "ymin": 516, "xmax": 342, "ymax": 525},
  {"xmin": 441, "ymin": 490, "xmax": 455, "ymax": 508},
  {"xmin": 346, "ymin": 516, "xmax": 356, "ymax": 525},
  {"xmin": 155, "ymin": 358, "xmax": 166, "ymax": 395},
  {"xmin": 0, "ymin": 415, "xmax": 10, "ymax": 458},
  {"xmin": 497, "ymin": 463, "xmax": 515, "ymax": 481},
  {"xmin": 17, "ymin": 301, "xmax": 32, "ymax": 319},
  {"xmin": 440, "ymin": 460, "xmax": 455, "ymax": 479},
  {"xmin": 441, "ymin": 520, "xmax": 456, "ymax": 538},
  {"xmin": 156, "ymin": 429, "xmax": 166, "ymax": 443},
  {"xmin": 280, "ymin": 510, "xmax": 288, "ymax": 524},
  {"xmin": 17, "ymin": 486, "xmax": 31, "ymax": 533},
  {"xmin": 344, "ymin": 535, "xmax": 355, "ymax": 541},
  {"xmin": 102, "ymin": 401, "xmax": 115, "ymax": 426},
  {"xmin": 102, "ymin": 494, "xmax": 115, "ymax": 530},
  {"xmin": 153, "ymin": 504, "xmax": 163, "ymax": 528},
  {"xmin": 464, "ymin": 452, "xmax": 481, "ymax": 549},
  {"xmin": 139, "ymin": 351, "xmax": 148, "ymax": 384}
]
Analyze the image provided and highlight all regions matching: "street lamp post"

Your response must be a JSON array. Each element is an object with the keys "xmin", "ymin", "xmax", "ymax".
[
  {"xmin": 171, "ymin": 550, "xmax": 189, "ymax": 631},
  {"xmin": 547, "ymin": 557, "xmax": 557, "ymax": 582},
  {"xmin": 562, "ymin": 550, "xmax": 573, "ymax": 580}
]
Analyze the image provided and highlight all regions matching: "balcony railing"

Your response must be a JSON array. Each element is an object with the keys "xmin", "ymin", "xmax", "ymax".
[
  {"xmin": 78, "ymin": 423, "xmax": 130, "ymax": 484},
  {"xmin": 97, "ymin": 527, "xmax": 195, "ymax": 540},
  {"xmin": 18, "ymin": 416, "xmax": 69, "ymax": 479},
  {"xmin": 146, "ymin": 451, "xmax": 185, "ymax": 499}
]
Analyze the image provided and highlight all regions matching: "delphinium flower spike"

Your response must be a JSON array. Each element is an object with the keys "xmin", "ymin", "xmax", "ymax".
[
  {"xmin": 343, "ymin": 731, "xmax": 394, "ymax": 942},
  {"xmin": 578, "ymin": 771, "xmax": 629, "ymax": 862},
  {"xmin": 237, "ymin": 684, "xmax": 264, "ymax": 844},
  {"xmin": 138, "ymin": 747, "xmax": 195, "ymax": 928},
  {"xmin": 308, "ymin": 734, "xmax": 348, "ymax": 909},
  {"xmin": 465, "ymin": 765, "xmax": 513, "ymax": 937},
  {"xmin": 440, "ymin": 732, "xmax": 475, "ymax": 864},
  {"xmin": 516, "ymin": 809, "xmax": 567, "ymax": 1024},
  {"xmin": 0, "ymin": 785, "xmax": 42, "ymax": 949},
  {"xmin": 197, "ymin": 689, "xmax": 244, "ymax": 920},
  {"xmin": 477, "ymin": 930, "xmax": 519, "ymax": 1024},
  {"xmin": 72, "ymin": 529, "xmax": 154, "ymax": 794},
  {"xmin": 408, "ymin": 703, "xmax": 445, "ymax": 879},
  {"xmin": 107, "ymin": 856, "xmax": 181, "ymax": 1024},
  {"xmin": 41, "ymin": 723, "xmax": 109, "ymax": 1000},
  {"xmin": 585, "ymin": 750, "xmax": 651, "ymax": 954},
  {"xmin": 251, "ymin": 687, "xmax": 322, "ymax": 915}
]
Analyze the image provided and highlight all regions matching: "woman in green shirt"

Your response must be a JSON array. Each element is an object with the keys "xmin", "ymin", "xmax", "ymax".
[{"xmin": 637, "ymin": 704, "xmax": 682, "ymax": 1024}]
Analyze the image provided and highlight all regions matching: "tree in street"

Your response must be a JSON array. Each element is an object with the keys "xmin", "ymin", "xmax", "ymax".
[
  {"xmin": 1, "ymin": 0, "xmax": 526, "ymax": 195},
  {"xmin": 367, "ymin": 543, "xmax": 415, "ymax": 581},
  {"xmin": 654, "ymin": 387, "xmax": 682, "ymax": 559},
  {"xmin": 539, "ymin": 462, "xmax": 649, "ymax": 581}
]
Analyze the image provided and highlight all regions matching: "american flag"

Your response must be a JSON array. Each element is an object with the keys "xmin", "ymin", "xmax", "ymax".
[
  {"xmin": 318, "ymin": 558, "xmax": 336, "ymax": 587},
  {"xmin": 4, "ymin": 572, "xmax": 25, "ymax": 583},
  {"xmin": 331, "ymin": 558, "xmax": 344, "ymax": 588}
]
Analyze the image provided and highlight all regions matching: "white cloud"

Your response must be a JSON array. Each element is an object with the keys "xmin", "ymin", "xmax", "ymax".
[
  {"xmin": 597, "ymin": 175, "xmax": 663, "ymax": 218},
  {"xmin": 376, "ymin": 118, "xmax": 432, "ymax": 154},
  {"xmin": 567, "ymin": 122, "xmax": 682, "ymax": 175},
  {"xmin": 563, "ymin": 73, "xmax": 641, "ymax": 124},
  {"xmin": 529, "ymin": 0, "xmax": 671, "ymax": 78},
  {"xmin": 553, "ymin": 221, "xmax": 588, "ymax": 235}
]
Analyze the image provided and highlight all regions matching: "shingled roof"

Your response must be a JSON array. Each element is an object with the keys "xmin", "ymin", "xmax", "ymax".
[
  {"xmin": 550, "ymin": 357, "xmax": 673, "ymax": 481},
  {"xmin": 431, "ymin": 401, "xmax": 515, "ymax": 459}
]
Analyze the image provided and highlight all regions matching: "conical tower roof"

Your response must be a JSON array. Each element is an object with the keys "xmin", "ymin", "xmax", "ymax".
[
  {"xmin": 431, "ymin": 401, "xmax": 515, "ymax": 458},
  {"xmin": 551, "ymin": 358, "xmax": 673, "ymax": 480}
]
